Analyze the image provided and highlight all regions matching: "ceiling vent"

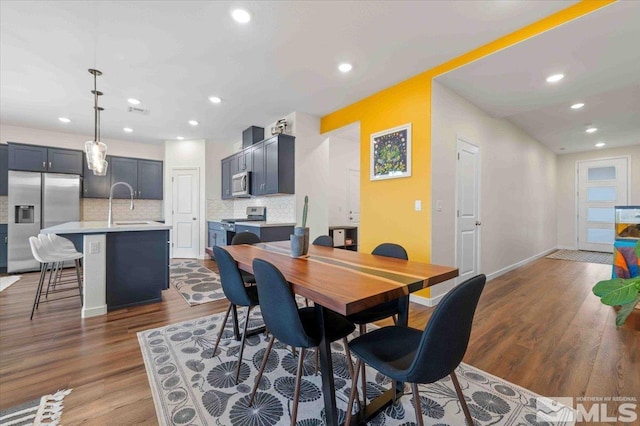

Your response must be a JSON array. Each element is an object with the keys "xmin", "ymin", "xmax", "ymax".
[{"xmin": 128, "ymin": 106, "xmax": 150, "ymax": 115}]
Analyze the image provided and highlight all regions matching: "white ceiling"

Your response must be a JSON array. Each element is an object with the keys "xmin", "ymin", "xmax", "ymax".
[
  {"xmin": 436, "ymin": 1, "xmax": 640, "ymax": 154},
  {"xmin": 0, "ymin": 1, "xmax": 576, "ymax": 146}
]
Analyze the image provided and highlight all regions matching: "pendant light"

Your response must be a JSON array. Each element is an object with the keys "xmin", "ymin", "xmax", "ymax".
[{"xmin": 84, "ymin": 68, "xmax": 108, "ymax": 176}]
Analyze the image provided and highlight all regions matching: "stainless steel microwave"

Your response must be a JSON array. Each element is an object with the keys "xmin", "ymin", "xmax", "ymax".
[{"xmin": 232, "ymin": 171, "xmax": 251, "ymax": 197}]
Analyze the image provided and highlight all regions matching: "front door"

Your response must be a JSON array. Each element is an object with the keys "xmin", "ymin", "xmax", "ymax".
[
  {"xmin": 172, "ymin": 168, "xmax": 200, "ymax": 258},
  {"xmin": 455, "ymin": 138, "xmax": 480, "ymax": 285},
  {"xmin": 577, "ymin": 157, "xmax": 628, "ymax": 253}
]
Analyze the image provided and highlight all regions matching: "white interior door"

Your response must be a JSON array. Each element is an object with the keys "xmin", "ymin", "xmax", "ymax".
[
  {"xmin": 456, "ymin": 138, "xmax": 480, "ymax": 285},
  {"xmin": 172, "ymin": 168, "xmax": 200, "ymax": 258},
  {"xmin": 577, "ymin": 157, "xmax": 628, "ymax": 253},
  {"xmin": 347, "ymin": 169, "xmax": 360, "ymax": 225}
]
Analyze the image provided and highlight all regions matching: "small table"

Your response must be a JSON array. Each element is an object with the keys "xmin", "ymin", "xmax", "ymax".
[{"xmin": 224, "ymin": 241, "xmax": 458, "ymax": 425}]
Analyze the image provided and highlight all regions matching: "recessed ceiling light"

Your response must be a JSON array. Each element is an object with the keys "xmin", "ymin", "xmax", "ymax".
[
  {"xmin": 570, "ymin": 103, "xmax": 584, "ymax": 109},
  {"xmin": 127, "ymin": 98, "xmax": 141, "ymax": 105},
  {"xmin": 595, "ymin": 142, "xmax": 606, "ymax": 148},
  {"xmin": 58, "ymin": 117, "xmax": 71, "ymax": 123},
  {"xmin": 188, "ymin": 120, "xmax": 199, "ymax": 126},
  {"xmin": 209, "ymin": 96, "xmax": 222, "ymax": 104},
  {"xmin": 586, "ymin": 127, "xmax": 598, "ymax": 134},
  {"xmin": 231, "ymin": 9, "xmax": 251, "ymax": 23},
  {"xmin": 338, "ymin": 63, "xmax": 353, "ymax": 73},
  {"xmin": 176, "ymin": 136, "xmax": 184, "ymax": 140},
  {"xmin": 123, "ymin": 127, "xmax": 133, "ymax": 133},
  {"xmin": 546, "ymin": 73, "xmax": 564, "ymax": 83}
]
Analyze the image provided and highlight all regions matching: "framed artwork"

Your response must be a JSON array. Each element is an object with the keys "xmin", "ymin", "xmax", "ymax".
[{"xmin": 370, "ymin": 123, "xmax": 411, "ymax": 180}]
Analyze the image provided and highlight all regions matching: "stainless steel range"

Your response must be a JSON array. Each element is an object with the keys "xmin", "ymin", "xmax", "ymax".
[{"xmin": 220, "ymin": 206, "xmax": 267, "ymax": 232}]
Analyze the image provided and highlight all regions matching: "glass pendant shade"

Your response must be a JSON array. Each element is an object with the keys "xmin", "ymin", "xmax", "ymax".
[
  {"xmin": 84, "ymin": 140, "xmax": 107, "ymax": 172},
  {"xmin": 93, "ymin": 158, "xmax": 108, "ymax": 176}
]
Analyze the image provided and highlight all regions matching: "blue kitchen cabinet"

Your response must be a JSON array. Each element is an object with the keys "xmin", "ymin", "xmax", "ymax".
[
  {"xmin": 0, "ymin": 144, "xmax": 8, "ymax": 195},
  {"xmin": 0, "ymin": 224, "xmax": 7, "ymax": 271}
]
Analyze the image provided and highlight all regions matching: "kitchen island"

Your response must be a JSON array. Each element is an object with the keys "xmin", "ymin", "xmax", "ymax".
[{"xmin": 41, "ymin": 220, "xmax": 171, "ymax": 317}]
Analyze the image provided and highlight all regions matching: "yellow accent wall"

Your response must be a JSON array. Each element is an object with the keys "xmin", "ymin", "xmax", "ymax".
[{"xmin": 320, "ymin": 0, "xmax": 614, "ymax": 297}]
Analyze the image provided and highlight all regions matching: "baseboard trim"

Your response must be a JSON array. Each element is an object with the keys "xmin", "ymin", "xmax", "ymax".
[
  {"xmin": 82, "ymin": 304, "xmax": 107, "ymax": 318},
  {"xmin": 411, "ymin": 246, "xmax": 558, "ymax": 306},
  {"xmin": 485, "ymin": 247, "xmax": 558, "ymax": 281}
]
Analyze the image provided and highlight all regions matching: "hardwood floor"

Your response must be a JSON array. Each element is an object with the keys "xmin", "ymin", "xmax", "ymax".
[{"xmin": 1, "ymin": 257, "xmax": 638, "ymax": 424}]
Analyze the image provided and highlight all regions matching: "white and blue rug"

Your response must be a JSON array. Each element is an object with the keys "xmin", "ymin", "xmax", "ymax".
[
  {"xmin": 170, "ymin": 261, "xmax": 225, "ymax": 306},
  {"xmin": 138, "ymin": 310, "xmax": 573, "ymax": 425}
]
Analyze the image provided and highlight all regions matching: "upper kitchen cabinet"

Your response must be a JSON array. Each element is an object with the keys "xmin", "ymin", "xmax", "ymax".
[
  {"xmin": 137, "ymin": 160, "xmax": 163, "ymax": 200},
  {"xmin": 83, "ymin": 156, "xmax": 112, "ymax": 198},
  {"xmin": 252, "ymin": 134, "xmax": 295, "ymax": 196},
  {"xmin": 221, "ymin": 157, "xmax": 232, "ymax": 200},
  {"xmin": 0, "ymin": 145, "xmax": 8, "ymax": 195},
  {"xmin": 108, "ymin": 156, "xmax": 163, "ymax": 200},
  {"xmin": 8, "ymin": 143, "xmax": 82, "ymax": 175},
  {"xmin": 110, "ymin": 157, "xmax": 138, "ymax": 198}
]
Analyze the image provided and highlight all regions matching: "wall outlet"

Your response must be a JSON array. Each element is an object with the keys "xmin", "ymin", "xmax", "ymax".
[
  {"xmin": 436, "ymin": 200, "xmax": 443, "ymax": 212},
  {"xmin": 90, "ymin": 241, "xmax": 100, "ymax": 254},
  {"xmin": 415, "ymin": 200, "xmax": 422, "ymax": 211}
]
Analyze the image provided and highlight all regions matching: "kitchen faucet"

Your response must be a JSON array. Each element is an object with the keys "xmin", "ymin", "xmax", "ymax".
[{"xmin": 108, "ymin": 182, "xmax": 135, "ymax": 227}]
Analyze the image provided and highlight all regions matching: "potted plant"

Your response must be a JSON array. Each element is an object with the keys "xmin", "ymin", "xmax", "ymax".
[
  {"xmin": 291, "ymin": 196, "xmax": 309, "ymax": 257},
  {"xmin": 592, "ymin": 241, "xmax": 640, "ymax": 326}
]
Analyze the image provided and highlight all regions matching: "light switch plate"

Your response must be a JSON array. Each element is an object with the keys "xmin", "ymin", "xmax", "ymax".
[
  {"xmin": 415, "ymin": 200, "xmax": 422, "ymax": 211},
  {"xmin": 90, "ymin": 241, "xmax": 100, "ymax": 254},
  {"xmin": 436, "ymin": 200, "xmax": 443, "ymax": 212}
]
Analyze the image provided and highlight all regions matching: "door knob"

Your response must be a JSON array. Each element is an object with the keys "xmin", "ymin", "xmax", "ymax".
[
  {"xmin": 476, "ymin": 221, "xmax": 482, "ymax": 226},
  {"xmin": 192, "ymin": 217, "xmax": 197, "ymax": 220}
]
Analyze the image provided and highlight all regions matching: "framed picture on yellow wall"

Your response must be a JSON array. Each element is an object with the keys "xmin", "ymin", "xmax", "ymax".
[{"xmin": 370, "ymin": 123, "xmax": 411, "ymax": 180}]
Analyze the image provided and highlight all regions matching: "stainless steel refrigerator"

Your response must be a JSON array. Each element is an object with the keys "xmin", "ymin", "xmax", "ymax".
[{"xmin": 8, "ymin": 171, "xmax": 80, "ymax": 273}]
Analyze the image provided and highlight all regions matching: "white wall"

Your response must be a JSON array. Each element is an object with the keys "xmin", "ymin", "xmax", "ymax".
[
  {"xmin": 430, "ymin": 80, "xmax": 557, "ymax": 298},
  {"xmin": 328, "ymin": 135, "xmax": 360, "ymax": 225},
  {"xmin": 0, "ymin": 124, "xmax": 163, "ymax": 160},
  {"xmin": 290, "ymin": 112, "xmax": 329, "ymax": 239},
  {"xmin": 556, "ymin": 145, "xmax": 640, "ymax": 249},
  {"xmin": 164, "ymin": 139, "xmax": 207, "ymax": 259}
]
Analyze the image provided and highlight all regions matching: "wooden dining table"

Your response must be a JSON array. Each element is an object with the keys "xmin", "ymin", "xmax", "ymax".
[{"xmin": 223, "ymin": 241, "xmax": 458, "ymax": 426}]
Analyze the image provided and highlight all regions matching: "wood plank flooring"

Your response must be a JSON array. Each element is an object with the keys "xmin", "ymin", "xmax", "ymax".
[{"xmin": 1, "ymin": 257, "xmax": 638, "ymax": 425}]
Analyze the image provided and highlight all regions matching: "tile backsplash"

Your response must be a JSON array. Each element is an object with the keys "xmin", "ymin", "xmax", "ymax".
[
  {"xmin": 0, "ymin": 196, "xmax": 7, "ymax": 224},
  {"xmin": 207, "ymin": 195, "xmax": 296, "ymax": 223},
  {"xmin": 81, "ymin": 198, "xmax": 163, "ymax": 221}
]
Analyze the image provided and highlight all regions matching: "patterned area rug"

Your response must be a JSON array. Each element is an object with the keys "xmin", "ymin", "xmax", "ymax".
[
  {"xmin": 170, "ymin": 260, "xmax": 225, "ymax": 306},
  {"xmin": 546, "ymin": 250, "xmax": 612, "ymax": 265},
  {"xmin": 138, "ymin": 310, "xmax": 573, "ymax": 425},
  {"xmin": 0, "ymin": 389, "xmax": 72, "ymax": 425}
]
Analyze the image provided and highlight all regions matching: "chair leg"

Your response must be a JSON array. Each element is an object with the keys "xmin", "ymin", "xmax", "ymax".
[
  {"xmin": 411, "ymin": 382, "xmax": 424, "ymax": 426},
  {"xmin": 249, "ymin": 334, "xmax": 275, "ymax": 406},
  {"xmin": 345, "ymin": 358, "xmax": 362, "ymax": 426},
  {"xmin": 392, "ymin": 379, "xmax": 398, "ymax": 403},
  {"xmin": 234, "ymin": 305, "xmax": 252, "ymax": 384},
  {"xmin": 450, "ymin": 371, "xmax": 473, "ymax": 425},
  {"xmin": 212, "ymin": 303, "xmax": 233, "ymax": 356},
  {"xmin": 45, "ymin": 262, "xmax": 56, "ymax": 298},
  {"xmin": 30, "ymin": 264, "xmax": 48, "ymax": 320},
  {"xmin": 359, "ymin": 325, "xmax": 367, "ymax": 403},
  {"xmin": 392, "ymin": 314, "xmax": 398, "ymax": 325},
  {"xmin": 35, "ymin": 263, "xmax": 49, "ymax": 310},
  {"xmin": 342, "ymin": 338, "xmax": 355, "ymax": 379},
  {"xmin": 291, "ymin": 347, "xmax": 305, "ymax": 426},
  {"xmin": 314, "ymin": 347, "xmax": 319, "ymax": 376}
]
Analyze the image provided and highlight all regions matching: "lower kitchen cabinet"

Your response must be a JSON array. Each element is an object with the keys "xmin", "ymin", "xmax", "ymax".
[
  {"xmin": 106, "ymin": 230, "xmax": 169, "ymax": 310},
  {"xmin": 234, "ymin": 224, "xmax": 294, "ymax": 242},
  {"xmin": 0, "ymin": 224, "xmax": 7, "ymax": 271},
  {"xmin": 0, "ymin": 145, "xmax": 8, "ymax": 195}
]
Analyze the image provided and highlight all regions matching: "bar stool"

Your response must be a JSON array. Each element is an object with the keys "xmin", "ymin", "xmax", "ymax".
[
  {"xmin": 38, "ymin": 234, "xmax": 82, "ymax": 297},
  {"xmin": 29, "ymin": 235, "xmax": 83, "ymax": 320}
]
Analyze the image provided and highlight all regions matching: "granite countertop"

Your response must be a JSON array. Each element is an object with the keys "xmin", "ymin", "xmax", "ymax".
[
  {"xmin": 41, "ymin": 220, "xmax": 172, "ymax": 234},
  {"xmin": 234, "ymin": 221, "xmax": 296, "ymax": 228}
]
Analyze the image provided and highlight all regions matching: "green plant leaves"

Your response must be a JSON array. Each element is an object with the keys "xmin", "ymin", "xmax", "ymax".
[
  {"xmin": 592, "ymin": 276, "xmax": 640, "ymax": 306},
  {"xmin": 616, "ymin": 295, "xmax": 640, "ymax": 326}
]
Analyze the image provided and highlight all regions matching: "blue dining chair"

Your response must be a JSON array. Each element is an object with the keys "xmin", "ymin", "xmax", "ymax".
[
  {"xmin": 231, "ymin": 231, "xmax": 261, "ymax": 284},
  {"xmin": 344, "ymin": 274, "xmax": 486, "ymax": 426},
  {"xmin": 346, "ymin": 242, "xmax": 408, "ymax": 398},
  {"xmin": 248, "ymin": 259, "xmax": 356, "ymax": 425},
  {"xmin": 312, "ymin": 235, "xmax": 334, "ymax": 247},
  {"xmin": 212, "ymin": 246, "xmax": 261, "ymax": 384}
]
